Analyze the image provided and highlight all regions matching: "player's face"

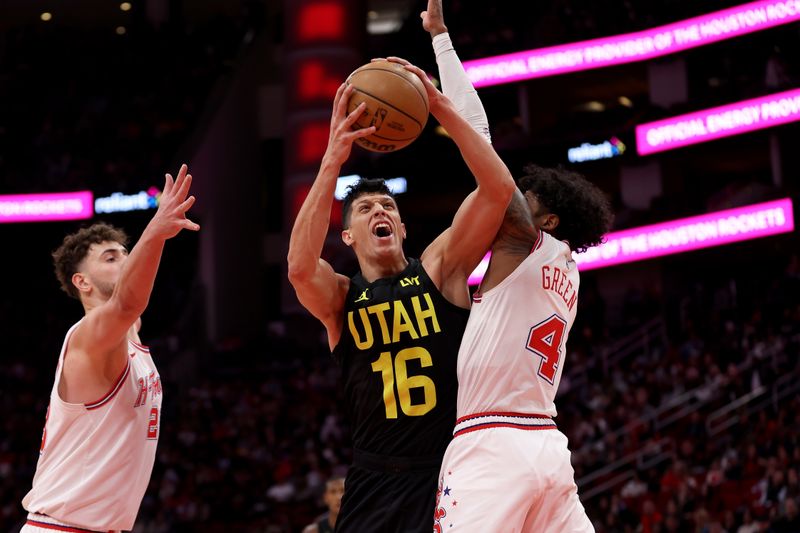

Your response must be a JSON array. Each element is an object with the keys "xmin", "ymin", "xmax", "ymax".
[
  {"xmin": 80, "ymin": 241, "xmax": 129, "ymax": 299},
  {"xmin": 343, "ymin": 193, "xmax": 406, "ymax": 257},
  {"xmin": 324, "ymin": 479, "xmax": 345, "ymax": 514}
]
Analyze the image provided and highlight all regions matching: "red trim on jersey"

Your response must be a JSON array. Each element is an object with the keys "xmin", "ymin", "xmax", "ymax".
[
  {"xmin": 455, "ymin": 411, "xmax": 552, "ymax": 425},
  {"xmin": 84, "ymin": 361, "xmax": 130, "ymax": 410},
  {"xmin": 25, "ymin": 519, "xmax": 109, "ymax": 533},
  {"xmin": 454, "ymin": 421, "xmax": 557, "ymax": 438},
  {"xmin": 531, "ymin": 230, "xmax": 544, "ymax": 253},
  {"xmin": 129, "ymin": 339, "xmax": 150, "ymax": 352}
]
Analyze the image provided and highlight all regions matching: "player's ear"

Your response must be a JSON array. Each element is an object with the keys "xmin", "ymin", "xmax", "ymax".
[
  {"xmin": 72, "ymin": 272, "xmax": 91, "ymax": 296},
  {"xmin": 540, "ymin": 214, "xmax": 559, "ymax": 231},
  {"xmin": 342, "ymin": 229, "xmax": 354, "ymax": 246},
  {"xmin": 401, "ymin": 223, "xmax": 406, "ymax": 239}
]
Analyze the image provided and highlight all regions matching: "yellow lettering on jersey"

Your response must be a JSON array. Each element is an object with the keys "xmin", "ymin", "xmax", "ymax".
[
  {"xmin": 367, "ymin": 302, "xmax": 392, "ymax": 344},
  {"xmin": 348, "ymin": 308, "xmax": 374, "ymax": 350},
  {"xmin": 411, "ymin": 293, "xmax": 440, "ymax": 337},
  {"xmin": 392, "ymin": 300, "xmax": 419, "ymax": 342},
  {"xmin": 354, "ymin": 289, "xmax": 370, "ymax": 303},
  {"xmin": 399, "ymin": 275, "xmax": 420, "ymax": 287}
]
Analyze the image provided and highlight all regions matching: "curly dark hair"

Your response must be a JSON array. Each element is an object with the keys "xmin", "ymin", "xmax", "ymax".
[
  {"xmin": 518, "ymin": 164, "xmax": 614, "ymax": 253},
  {"xmin": 341, "ymin": 178, "xmax": 396, "ymax": 229},
  {"xmin": 52, "ymin": 222, "xmax": 129, "ymax": 299}
]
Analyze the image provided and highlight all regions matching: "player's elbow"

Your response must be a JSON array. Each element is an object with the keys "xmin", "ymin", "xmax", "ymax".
[
  {"xmin": 287, "ymin": 260, "xmax": 314, "ymax": 287},
  {"xmin": 484, "ymin": 169, "xmax": 516, "ymax": 204}
]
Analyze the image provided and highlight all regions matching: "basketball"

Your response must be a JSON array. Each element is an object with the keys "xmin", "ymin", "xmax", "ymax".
[{"xmin": 346, "ymin": 60, "xmax": 429, "ymax": 153}]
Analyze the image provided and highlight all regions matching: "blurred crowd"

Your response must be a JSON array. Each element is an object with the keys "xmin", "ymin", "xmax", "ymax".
[{"xmin": 3, "ymin": 250, "xmax": 798, "ymax": 532}]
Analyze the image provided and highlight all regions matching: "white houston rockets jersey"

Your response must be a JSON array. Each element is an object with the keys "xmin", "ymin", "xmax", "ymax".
[
  {"xmin": 23, "ymin": 322, "xmax": 163, "ymax": 531},
  {"xmin": 457, "ymin": 231, "xmax": 579, "ymax": 418}
]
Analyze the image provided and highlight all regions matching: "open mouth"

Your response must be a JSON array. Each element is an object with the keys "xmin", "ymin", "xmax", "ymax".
[{"xmin": 373, "ymin": 222, "xmax": 393, "ymax": 238}]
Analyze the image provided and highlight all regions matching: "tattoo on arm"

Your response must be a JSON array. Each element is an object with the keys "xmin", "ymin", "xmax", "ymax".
[{"xmin": 494, "ymin": 189, "xmax": 537, "ymax": 253}]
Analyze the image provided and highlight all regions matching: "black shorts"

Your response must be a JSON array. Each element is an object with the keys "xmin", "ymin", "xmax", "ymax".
[{"xmin": 335, "ymin": 449, "xmax": 444, "ymax": 533}]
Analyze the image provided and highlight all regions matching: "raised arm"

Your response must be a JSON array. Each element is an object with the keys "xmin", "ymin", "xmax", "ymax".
[
  {"xmin": 397, "ymin": 61, "xmax": 514, "ymax": 302},
  {"xmin": 287, "ymin": 83, "xmax": 375, "ymax": 345},
  {"xmin": 67, "ymin": 164, "xmax": 199, "ymax": 394},
  {"xmin": 423, "ymin": 0, "xmax": 491, "ymax": 143}
]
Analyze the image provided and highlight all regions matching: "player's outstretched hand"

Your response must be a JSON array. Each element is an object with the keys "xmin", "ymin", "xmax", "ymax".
[
  {"xmin": 421, "ymin": 0, "xmax": 447, "ymax": 36},
  {"xmin": 324, "ymin": 83, "xmax": 376, "ymax": 165},
  {"xmin": 385, "ymin": 57, "xmax": 448, "ymax": 114},
  {"xmin": 150, "ymin": 163, "xmax": 200, "ymax": 239}
]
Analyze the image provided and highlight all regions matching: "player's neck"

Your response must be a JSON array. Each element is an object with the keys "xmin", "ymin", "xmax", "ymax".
[
  {"xmin": 81, "ymin": 293, "xmax": 109, "ymax": 314},
  {"xmin": 358, "ymin": 253, "xmax": 408, "ymax": 283}
]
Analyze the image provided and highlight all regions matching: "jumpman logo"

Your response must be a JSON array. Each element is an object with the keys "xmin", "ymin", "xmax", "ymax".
[{"xmin": 354, "ymin": 289, "xmax": 371, "ymax": 303}]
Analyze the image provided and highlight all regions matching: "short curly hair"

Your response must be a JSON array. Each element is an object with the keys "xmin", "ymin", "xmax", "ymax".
[
  {"xmin": 341, "ymin": 178, "xmax": 396, "ymax": 229},
  {"xmin": 518, "ymin": 164, "xmax": 614, "ymax": 253},
  {"xmin": 52, "ymin": 222, "xmax": 129, "ymax": 299}
]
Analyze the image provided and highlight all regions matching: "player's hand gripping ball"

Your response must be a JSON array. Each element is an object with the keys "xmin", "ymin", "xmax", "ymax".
[{"xmin": 346, "ymin": 60, "xmax": 430, "ymax": 152}]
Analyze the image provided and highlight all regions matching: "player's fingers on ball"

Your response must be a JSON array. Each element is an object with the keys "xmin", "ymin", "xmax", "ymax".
[
  {"xmin": 333, "ymin": 82, "xmax": 346, "ymax": 102},
  {"xmin": 332, "ymin": 83, "xmax": 347, "ymax": 112},
  {"xmin": 370, "ymin": 57, "xmax": 386, "ymax": 63},
  {"xmin": 337, "ymin": 84, "xmax": 355, "ymax": 115},
  {"xmin": 387, "ymin": 56, "xmax": 410, "ymax": 65},
  {"xmin": 345, "ymin": 101, "xmax": 366, "ymax": 124},
  {"xmin": 353, "ymin": 126, "xmax": 376, "ymax": 139}
]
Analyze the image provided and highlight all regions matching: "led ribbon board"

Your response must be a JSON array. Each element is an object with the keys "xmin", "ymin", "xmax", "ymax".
[
  {"xmin": 0, "ymin": 191, "xmax": 94, "ymax": 223},
  {"xmin": 636, "ymin": 88, "xmax": 800, "ymax": 155},
  {"xmin": 463, "ymin": 0, "xmax": 800, "ymax": 88},
  {"xmin": 468, "ymin": 198, "xmax": 794, "ymax": 283}
]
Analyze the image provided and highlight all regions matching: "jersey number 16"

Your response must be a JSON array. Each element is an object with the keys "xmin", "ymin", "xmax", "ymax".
[{"xmin": 371, "ymin": 347, "xmax": 437, "ymax": 419}]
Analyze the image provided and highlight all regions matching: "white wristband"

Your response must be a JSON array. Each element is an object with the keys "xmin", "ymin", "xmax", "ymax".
[{"xmin": 432, "ymin": 32, "xmax": 491, "ymax": 144}]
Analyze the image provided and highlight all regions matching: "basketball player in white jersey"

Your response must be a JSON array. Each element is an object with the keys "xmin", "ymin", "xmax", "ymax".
[
  {"xmin": 433, "ymin": 166, "xmax": 613, "ymax": 532},
  {"xmin": 21, "ymin": 164, "xmax": 199, "ymax": 533},
  {"xmin": 410, "ymin": 3, "xmax": 614, "ymax": 530}
]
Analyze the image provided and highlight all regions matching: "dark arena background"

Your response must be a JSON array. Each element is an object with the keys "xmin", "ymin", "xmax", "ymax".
[{"xmin": 2, "ymin": 1, "xmax": 799, "ymax": 531}]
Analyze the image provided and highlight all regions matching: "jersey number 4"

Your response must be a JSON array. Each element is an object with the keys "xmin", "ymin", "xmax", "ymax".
[
  {"xmin": 371, "ymin": 347, "xmax": 437, "ymax": 419},
  {"xmin": 526, "ymin": 314, "xmax": 567, "ymax": 385}
]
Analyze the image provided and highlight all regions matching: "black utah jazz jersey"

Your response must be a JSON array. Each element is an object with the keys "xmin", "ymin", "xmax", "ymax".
[{"xmin": 332, "ymin": 258, "xmax": 469, "ymax": 458}]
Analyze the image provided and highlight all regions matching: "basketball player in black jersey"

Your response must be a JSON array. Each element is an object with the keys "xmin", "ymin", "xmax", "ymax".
[
  {"xmin": 287, "ymin": 3, "xmax": 515, "ymax": 531},
  {"xmin": 303, "ymin": 477, "xmax": 345, "ymax": 533}
]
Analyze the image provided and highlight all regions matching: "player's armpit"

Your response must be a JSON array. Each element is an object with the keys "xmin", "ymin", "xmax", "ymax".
[
  {"xmin": 493, "ymin": 189, "xmax": 538, "ymax": 255},
  {"xmin": 290, "ymin": 260, "xmax": 349, "ymax": 348},
  {"xmin": 68, "ymin": 298, "xmax": 141, "ymax": 366}
]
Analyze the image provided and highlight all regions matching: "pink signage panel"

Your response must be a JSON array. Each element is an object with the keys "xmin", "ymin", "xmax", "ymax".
[
  {"xmin": 468, "ymin": 198, "xmax": 794, "ymax": 283},
  {"xmin": 0, "ymin": 191, "xmax": 94, "ymax": 223},
  {"xmin": 636, "ymin": 88, "xmax": 800, "ymax": 155},
  {"xmin": 463, "ymin": 0, "xmax": 800, "ymax": 88}
]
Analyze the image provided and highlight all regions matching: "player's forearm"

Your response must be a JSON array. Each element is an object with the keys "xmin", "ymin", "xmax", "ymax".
[
  {"xmin": 433, "ymin": 32, "xmax": 491, "ymax": 143},
  {"xmin": 110, "ymin": 226, "xmax": 166, "ymax": 317},
  {"xmin": 287, "ymin": 159, "xmax": 340, "ymax": 279}
]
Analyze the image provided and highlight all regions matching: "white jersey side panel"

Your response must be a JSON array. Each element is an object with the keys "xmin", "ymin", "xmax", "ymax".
[
  {"xmin": 22, "ymin": 322, "xmax": 163, "ymax": 531},
  {"xmin": 457, "ymin": 231, "xmax": 579, "ymax": 418}
]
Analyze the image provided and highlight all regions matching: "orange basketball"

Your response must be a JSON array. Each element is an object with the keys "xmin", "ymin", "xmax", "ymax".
[{"xmin": 346, "ymin": 60, "xmax": 429, "ymax": 153}]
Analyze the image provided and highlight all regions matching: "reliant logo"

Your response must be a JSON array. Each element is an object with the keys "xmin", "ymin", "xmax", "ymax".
[
  {"xmin": 567, "ymin": 137, "xmax": 626, "ymax": 163},
  {"xmin": 95, "ymin": 187, "xmax": 161, "ymax": 214}
]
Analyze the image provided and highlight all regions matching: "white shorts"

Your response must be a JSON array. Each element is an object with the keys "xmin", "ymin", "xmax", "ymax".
[
  {"xmin": 434, "ymin": 413, "xmax": 594, "ymax": 533},
  {"xmin": 21, "ymin": 513, "xmax": 119, "ymax": 533}
]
